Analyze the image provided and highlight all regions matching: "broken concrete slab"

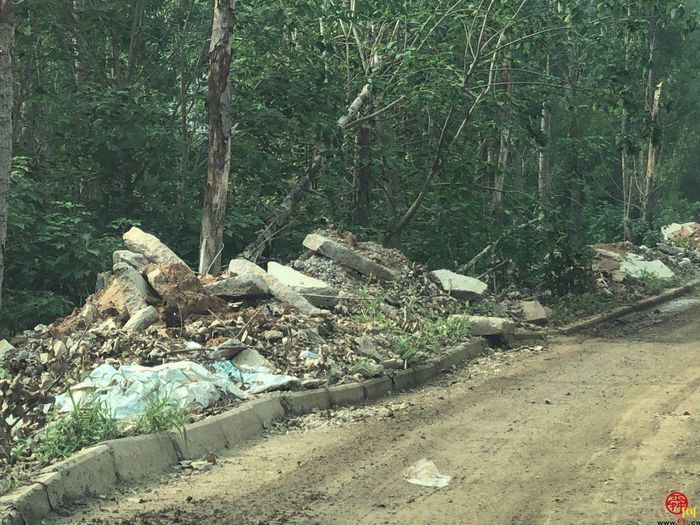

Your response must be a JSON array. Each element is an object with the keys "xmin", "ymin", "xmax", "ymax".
[
  {"xmin": 113, "ymin": 250, "xmax": 149, "ymax": 271},
  {"xmin": 123, "ymin": 306, "xmax": 159, "ymax": 331},
  {"xmin": 450, "ymin": 314, "xmax": 515, "ymax": 336},
  {"xmin": 97, "ymin": 271, "xmax": 150, "ymax": 318},
  {"xmin": 228, "ymin": 258, "xmax": 325, "ymax": 316},
  {"xmin": 303, "ymin": 233, "xmax": 398, "ymax": 281},
  {"xmin": 429, "ymin": 269, "xmax": 488, "ymax": 300},
  {"xmin": 0, "ymin": 339, "xmax": 15, "ymax": 362},
  {"xmin": 519, "ymin": 300, "xmax": 548, "ymax": 325},
  {"xmin": 267, "ymin": 261, "xmax": 339, "ymax": 308},
  {"xmin": 123, "ymin": 227, "xmax": 189, "ymax": 268},
  {"xmin": 619, "ymin": 258, "xmax": 675, "ymax": 280},
  {"xmin": 203, "ymin": 275, "xmax": 270, "ymax": 299}
]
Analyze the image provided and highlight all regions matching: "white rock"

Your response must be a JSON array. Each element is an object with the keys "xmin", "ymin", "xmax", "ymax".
[
  {"xmin": 267, "ymin": 262, "xmax": 339, "ymax": 308},
  {"xmin": 430, "ymin": 270, "xmax": 488, "ymax": 300},
  {"xmin": 123, "ymin": 227, "xmax": 188, "ymax": 268},
  {"xmin": 619, "ymin": 258, "xmax": 675, "ymax": 280},
  {"xmin": 228, "ymin": 258, "xmax": 324, "ymax": 316},
  {"xmin": 0, "ymin": 339, "xmax": 15, "ymax": 361},
  {"xmin": 123, "ymin": 306, "xmax": 159, "ymax": 331},
  {"xmin": 233, "ymin": 348, "xmax": 274, "ymax": 370},
  {"xmin": 518, "ymin": 300, "xmax": 548, "ymax": 325}
]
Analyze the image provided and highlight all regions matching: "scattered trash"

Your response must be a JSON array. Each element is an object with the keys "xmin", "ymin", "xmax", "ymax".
[
  {"xmin": 404, "ymin": 458, "xmax": 451, "ymax": 488},
  {"xmin": 213, "ymin": 361, "xmax": 301, "ymax": 394},
  {"xmin": 55, "ymin": 361, "xmax": 247, "ymax": 421}
]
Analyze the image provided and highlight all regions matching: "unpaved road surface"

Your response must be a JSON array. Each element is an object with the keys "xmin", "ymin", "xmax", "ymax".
[{"xmin": 55, "ymin": 300, "xmax": 700, "ymax": 525}]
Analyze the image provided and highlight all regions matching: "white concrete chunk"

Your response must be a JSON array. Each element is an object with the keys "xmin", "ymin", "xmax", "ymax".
[
  {"xmin": 123, "ymin": 227, "xmax": 188, "ymax": 268},
  {"xmin": 430, "ymin": 269, "xmax": 488, "ymax": 300},
  {"xmin": 267, "ymin": 262, "xmax": 339, "ymax": 308}
]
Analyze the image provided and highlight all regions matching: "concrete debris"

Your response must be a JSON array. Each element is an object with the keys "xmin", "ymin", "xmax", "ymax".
[
  {"xmin": 267, "ymin": 261, "xmax": 339, "ymax": 308},
  {"xmin": 0, "ymin": 339, "xmax": 15, "ymax": 362},
  {"xmin": 518, "ymin": 300, "xmax": 548, "ymax": 325},
  {"xmin": 113, "ymin": 250, "xmax": 150, "ymax": 271},
  {"xmin": 123, "ymin": 226, "xmax": 189, "ymax": 268},
  {"xmin": 228, "ymin": 258, "xmax": 324, "ymax": 316},
  {"xmin": 203, "ymin": 275, "xmax": 270, "ymax": 299},
  {"xmin": 619, "ymin": 258, "xmax": 675, "ymax": 280},
  {"xmin": 303, "ymin": 233, "xmax": 398, "ymax": 281},
  {"xmin": 123, "ymin": 306, "xmax": 159, "ymax": 332},
  {"xmin": 232, "ymin": 348, "xmax": 274, "ymax": 370},
  {"xmin": 662, "ymin": 222, "xmax": 700, "ymax": 247},
  {"xmin": 450, "ymin": 315, "xmax": 515, "ymax": 336},
  {"xmin": 429, "ymin": 269, "xmax": 488, "ymax": 301}
]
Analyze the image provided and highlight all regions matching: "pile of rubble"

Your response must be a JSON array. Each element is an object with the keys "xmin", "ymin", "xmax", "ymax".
[{"xmin": 2, "ymin": 228, "xmax": 536, "ymax": 469}]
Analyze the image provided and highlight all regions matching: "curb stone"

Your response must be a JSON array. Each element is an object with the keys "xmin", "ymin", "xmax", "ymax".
[
  {"xmin": 361, "ymin": 376, "xmax": 392, "ymax": 400},
  {"xmin": 328, "ymin": 383, "xmax": 365, "ymax": 406},
  {"xmin": 0, "ymin": 337, "xmax": 488, "ymax": 525},
  {"xmin": 557, "ymin": 277, "xmax": 700, "ymax": 335}
]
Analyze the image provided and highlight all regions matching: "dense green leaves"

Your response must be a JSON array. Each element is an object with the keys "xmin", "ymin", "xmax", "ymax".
[{"xmin": 2, "ymin": 0, "xmax": 700, "ymax": 333}]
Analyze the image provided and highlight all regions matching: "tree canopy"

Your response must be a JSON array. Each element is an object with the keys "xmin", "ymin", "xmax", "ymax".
[{"xmin": 2, "ymin": 0, "xmax": 700, "ymax": 334}]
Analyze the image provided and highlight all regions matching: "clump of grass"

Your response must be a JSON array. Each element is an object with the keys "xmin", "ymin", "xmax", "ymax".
[
  {"xmin": 352, "ymin": 287, "xmax": 389, "ymax": 325},
  {"xmin": 31, "ymin": 386, "xmax": 188, "ymax": 464},
  {"xmin": 0, "ymin": 367, "xmax": 7, "ymax": 380},
  {"xmin": 636, "ymin": 270, "xmax": 673, "ymax": 295},
  {"xmin": 35, "ymin": 396, "xmax": 120, "ymax": 462},
  {"xmin": 396, "ymin": 315, "xmax": 471, "ymax": 362},
  {"xmin": 129, "ymin": 387, "xmax": 188, "ymax": 436}
]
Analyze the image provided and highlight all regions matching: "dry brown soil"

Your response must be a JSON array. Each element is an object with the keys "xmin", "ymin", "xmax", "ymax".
[{"xmin": 53, "ymin": 298, "xmax": 700, "ymax": 525}]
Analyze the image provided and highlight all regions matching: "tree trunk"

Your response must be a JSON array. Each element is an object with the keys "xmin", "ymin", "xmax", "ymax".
[
  {"xmin": 126, "ymin": 0, "xmax": 146, "ymax": 85},
  {"xmin": 199, "ymin": 0, "xmax": 235, "ymax": 275},
  {"xmin": 642, "ymin": 81, "xmax": 662, "ymax": 226},
  {"xmin": 567, "ymin": 46, "xmax": 583, "ymax": 248},
  {"xmin": 0, "ymin": 0, "xmax": 13, "ymax": 311},
  {"xmin": 538, "ymin": 56, "xmax": 551, "ymax": 207},
  {"xmin": 621, "ymin": 9, "xmax": 632, "ymax": 241},
  {"xmin": 353, "ymin": 117, "xmax": 372, "ymax": 226},
  {"xmin": 493, "ymin": 40, "xmax": 512, "ymax": 217}
]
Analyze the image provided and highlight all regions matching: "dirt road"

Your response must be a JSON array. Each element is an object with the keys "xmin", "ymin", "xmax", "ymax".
[{"xmin": 55, "ymin": 301, "xmax": 700, "ymax": 525}]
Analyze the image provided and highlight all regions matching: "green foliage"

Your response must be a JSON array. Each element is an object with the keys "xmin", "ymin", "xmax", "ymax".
[
  {"xmin": 395, "ymin": 316, "xmax": 471, "ymax": 362},
  {"xmin": 128, "ymin": 388, "xmax": 188, "ymax": 436},
  {"xmin": 34, "ymin": 398, "xmax": 120, "ymax": 462},
  {"xmin": 636, "ymin": 270, "xmax": 673, "ymax": 295},
  {"xmin": 29, "ymin": 389, "xmax": 188, "ymax": 465},
  {"xmin": 550, "ymin": 292, "xmax": 616, "ymax": 326},
  {"xmin": 0, "ymin": 368, "xmax": 7, "ymax": 380}
]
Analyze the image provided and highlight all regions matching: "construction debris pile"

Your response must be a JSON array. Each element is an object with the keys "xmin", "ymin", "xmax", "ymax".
[
  {"xmin": 2, "ymin": 222, "xmax": 699, "ymax": 476},
  {"xmin": 1, "ymin": 228, "xmax": 518, "ymax": 464}
]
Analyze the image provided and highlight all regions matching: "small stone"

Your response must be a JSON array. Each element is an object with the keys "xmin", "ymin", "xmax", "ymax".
[
  {"xmin": 519, "ymin": 300, "xmax": 548, "ymax": 325},
  {"xmin": 263, "ymin": 329, "xmax": 284, "ymax": 341},
  {"xmin": 123, "ymin": 306, "xmax": 159, "ymax": 331},
  {"xmin": 544, "ymin": 399, "xmax": 552, "ymax": 405}
]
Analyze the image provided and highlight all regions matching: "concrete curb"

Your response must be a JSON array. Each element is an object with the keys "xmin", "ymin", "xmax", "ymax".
[
  {"xmin": 556, "ymin": 277, "xmax": 700, "ymax": 335},
  {"xmin": 0, "ymin": 338, "xmax": 486, "ymax": 525}
]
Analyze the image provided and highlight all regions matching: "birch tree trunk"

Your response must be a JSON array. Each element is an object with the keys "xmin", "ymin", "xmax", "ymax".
[
  {"xmin": 0, "ymin": 0, "xmax": 13, "ymax": 310},
  {"xmin": 642, "ymin": 82, "xmax": 662, "ymax": 226},
  {"xmin": 538, "ymin": 56, "xmax": 551, "ymax": 207},
  {"xmin": 199, "ymin": 0, "xmax": 235, "ymax": 275}
]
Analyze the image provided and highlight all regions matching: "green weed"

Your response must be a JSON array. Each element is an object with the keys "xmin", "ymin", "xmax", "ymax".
[
  {"xmin": 636, "ymin": 270, "xmax": 673, "ymax": 295},
  {"xmin": 396, "ymin": 316, "xmax": 471, "ymax": 362}
]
